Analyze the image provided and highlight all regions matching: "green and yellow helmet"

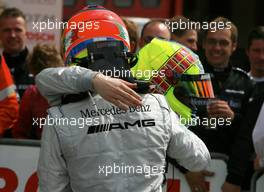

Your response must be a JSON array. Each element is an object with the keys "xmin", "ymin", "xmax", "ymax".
[{"xmin": 131, "ymin": 38, "xmax": 214, "ymax": 121}]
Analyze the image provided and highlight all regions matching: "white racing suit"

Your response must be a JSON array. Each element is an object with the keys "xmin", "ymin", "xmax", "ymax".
[
  {"xmin": 36, "ymin": 67, "xmax": 210, "ymax": 192},
  {"xmin": 35, "ymin": 66, "xmax": 98, "ymax": 106}
]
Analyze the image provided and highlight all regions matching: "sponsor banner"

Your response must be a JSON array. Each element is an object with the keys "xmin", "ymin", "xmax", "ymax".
[
  {"xmin": 0, "ymin": 144, "xmax": 39, "ymax": 191},
  {"xmin": 2, "ymin": 141, "xmax": 260, "ymax": 192}
]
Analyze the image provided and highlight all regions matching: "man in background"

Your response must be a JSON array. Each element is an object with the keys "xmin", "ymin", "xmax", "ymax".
[
  {"xmin": 139, "ymin": 20, "xmax": 171, "ymax": 48},
  {"xmin": 170, "ymin": 15, "xmax": 198, "ymax": 52},
  {"xmin": 186, "ymin": 17, "xmax": 255, "ymax": 192},
  {"xmin": 0, "ymin": 7, "xmax": 34, "ymax": 99}
]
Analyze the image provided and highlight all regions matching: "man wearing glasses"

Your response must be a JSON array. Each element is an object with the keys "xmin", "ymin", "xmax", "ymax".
[{"xmin": 184, "ymin": 17, "xmax": 255, "ymax": 192}]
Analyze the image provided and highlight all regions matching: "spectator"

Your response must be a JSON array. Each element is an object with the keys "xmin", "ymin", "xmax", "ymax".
[
  {"xmin": 37, "ymin": 6, "xmax": 210, "ymax": 191},
  {"xmin": 244, "ymin": 26, "xmax": 264, "ymax": 169},
  {"xmin": 122, "ymin": 18, "xmax": 139, "ymax": 53},
  {"xmin": 187, "ymin": 17, "xmax": 255, "ymax": 192},
  {"xmin": 0, "ymin": 55, "xmax": 19, "ymax": 137},
  {"xmin": 139, "ymin": 19, "xmax": 171, "ymax": 48},
  {"xmin": 247, "ymin": 26, "xmax": 264, "ymax": 82},
  {"xmin": 0, "ymin": 7, "xmax": 34, "ymax": 99},
  {"xmin": 12, "ymin": 44, "xmax": 64, "ymax": 139},
  {"xmin": 170, "ymin": 15, "xmax": 198, "ymax": 52}
]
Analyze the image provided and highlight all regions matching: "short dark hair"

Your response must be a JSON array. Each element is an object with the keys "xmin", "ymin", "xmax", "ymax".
[
  {"xmin": 0, "ymin": 7, "xmax": 26, "ymax": 21},
  {"xmin": 170, "ymin": 15, "xmax": 197, "ymax": 37},
  {"xmin": 247, "ymin": 26, "xmax": 264, "ymax": 49},
  {"xmin": 141, "ymin": 19, "xmax": 167, "ymax": 38}
]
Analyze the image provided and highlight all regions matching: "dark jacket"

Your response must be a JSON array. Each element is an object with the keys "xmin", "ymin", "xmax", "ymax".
[
  {"xmin": 189, "ymin": 60, "xmax": 255, "ymax": 188},
  {"xmin": 3, "ymin": 48, "xmax": 34, "ymax": 99},
  {"xmin": 227, "ymin": 81, "xmax": 264, "ymax": 188}
]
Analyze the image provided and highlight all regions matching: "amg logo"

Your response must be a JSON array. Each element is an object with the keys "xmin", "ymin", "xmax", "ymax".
[{"xmin": 87, "ymin": 119, "xmax": 155, "ymax": 134}]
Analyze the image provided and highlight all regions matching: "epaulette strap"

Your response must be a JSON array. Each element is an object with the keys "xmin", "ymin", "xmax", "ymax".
[{"xmin": 232, "ymin": 67, "xmax": 251, "ymax": 78}]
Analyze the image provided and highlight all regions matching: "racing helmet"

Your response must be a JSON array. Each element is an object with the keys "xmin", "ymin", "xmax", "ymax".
[
  {"xmin": 62, "ymin": 5, "xmax": 131, "ymax": 76},
  {"xmin": 131, "ymin": 38, "xmax": 215, "ymax": 121}
]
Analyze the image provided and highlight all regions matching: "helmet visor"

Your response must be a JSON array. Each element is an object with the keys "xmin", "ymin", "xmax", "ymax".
[
  {"xmin": 173, "ymin": 73, "xmax": 215, "ymax": 116},
  {"xmin": 176, "ymin": 73, "xmax": 214, "ymax": 98}
]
